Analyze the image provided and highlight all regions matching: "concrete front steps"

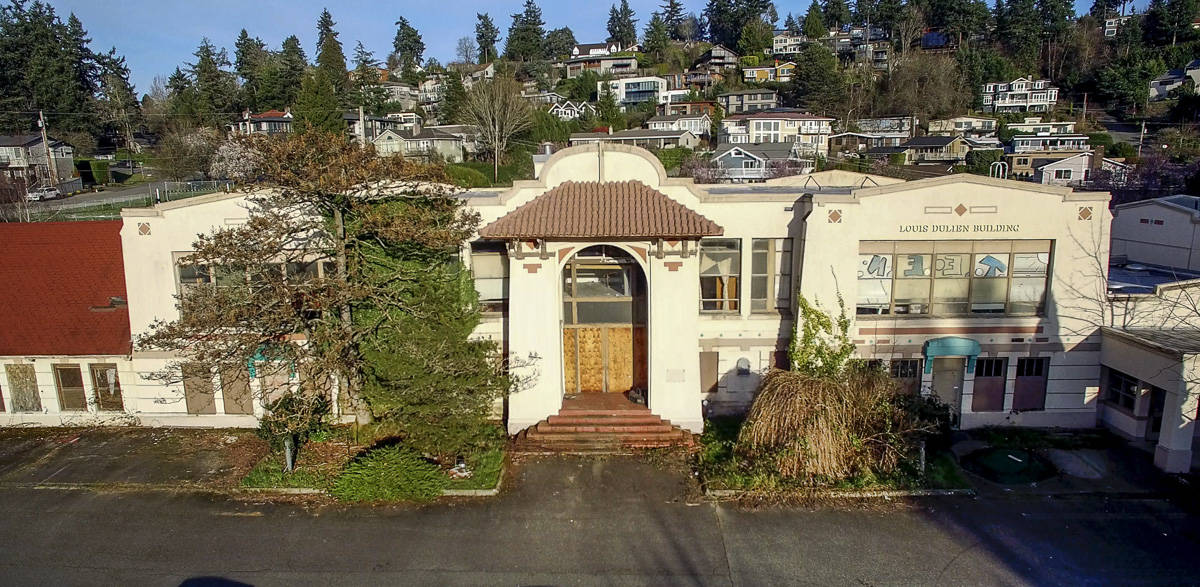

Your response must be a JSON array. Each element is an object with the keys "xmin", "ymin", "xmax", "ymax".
[{"xmin": 513, "ymin": 395, "xmax": 695, "ymax": 454}]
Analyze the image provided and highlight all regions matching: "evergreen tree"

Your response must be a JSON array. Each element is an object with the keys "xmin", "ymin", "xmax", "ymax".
[
  {"xmin": 293, "ymin": 70, "xmax": 343, "ymax": 133},
  {"xmin": 1089, "ymin": 0, "xmax": 1122, "ymax": 19},
  {"xmin": 234, "ymin": 29, "xmax": 268, "ymax": 111},
  {"xmin": 1165, "ymin": 0, "xmax": 1199, "ymax": 45},
  {"xmin": 544, "ymin": 26, "xmax": 577, "ymax": 59},
  {"xmin": 315, "ymin": 9, "xmax": 348, "ymax": 101},
  {"xmin": 784, "ymin": 13, "xmax": 801, "ymax": 34},
  {"xmin": 189, "ymin": 38, "xmax": 238, "ymax": 127},
  {"xmin": 661, "ymin": 0, "xmax": 687, "ymax": 39},
  {"xmin": 704, "ymin": 0, "xmax": 739, "ymax": 47},
  {"xmin": 607, "ymin": 0, "xmax": 639, "ymax": 47},
  {"xmin": 597, "ymin": 88, "xmax": 623, "ymax": 129},
  {"xmin": 738, "ymin": 17, "xmax": 775, "ymax": 56},
  {"xmin": 392, "ymin": 16, "xmax": 425, "ymax": 72},
  {"xmin": 1004, "ymin": 0, "xmax": 1042, "ymax": 70},
  {"xmin": 475, "ymin": 13, "xmax": 500, "ymax": 63},
  {"xmin": 441, "ymin": 73, "xmax": 467, "ymax": 124},
  {"xmin": 351, "ymin": 42, "xmax": 387, "ymax": 115},
  {"xmin": 874, "ymin": 0, "xmax": 904, "ymax": 37},
  {"xmin": 644, "ymin": 13, "xmax": 672, "ymax": 61},
  {"xmin": 804, "ymin": 0, "xmax": 827, "ymax": 38},
  {"xmin": 277, "ymin": 35, "xmax": 308, "ymax": 107},
  {"xmin": 95, "ymin": 49, "xmax": 141, "ymax": 151},
  {"xmin": 787, "ymin": 43, "xmax": 843, "ymax": 114},
  {"xmin": 823, "ymin": 0, "xmax": 852, "ymax": 29},
  {"xmin": 504, "ymin": 1, "xmax": 545, "ymax": 61}
]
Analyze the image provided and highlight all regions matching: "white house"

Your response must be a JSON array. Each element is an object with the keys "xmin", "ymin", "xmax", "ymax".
[
  {"xmin": 568, "ymin": 129, "xmax": 701, "ymax": 150},
  {"xmin": 1149, "ymin": 59, "xmax": 1200, "ymax": 101},
  {"xmin": 372, "ymin": 128, "xmax": 464, "ymax": 163},
  {"xmin": 771, "ymin": 32, "xmax": 809, "ymax": 55},
  {"xmin": 711, "ymin": 142, "xmax": 810, "ymax": 180},
  {"xmin": 548, "ymin": 101, "xmax": 598, "ymax": 121},
  {"xmin": 927, "ymin": 116, "xmax": 998, "ymax": 137},
  {"xmin": 981, "ymin": 77, "xmax": 1059, "ymax": 113},
  {"xmin": 1006, "ymin": 117, "xmax": 1077, "ymax": 135},
  {"xmin": 598, "ymin": 77, "xmax": 669, "ymax": 111},
  {"xmin": 1011, "ymin": 134, "xmax": 1090, "ymax": 153},
  {"xmin": 647, "ymin": 113, "xmax": 712, "ymax": 137},
  {"xmin": 1032, "ymin": 152, "xmax": 1128, "ymax": 187},
  {"xmin": 719, "ymin": 111, "xmax": 834, "ymax": 158},
  {"xmin": 1111, "ymin": 195, "xmax": 1200, "ymax": 272}
]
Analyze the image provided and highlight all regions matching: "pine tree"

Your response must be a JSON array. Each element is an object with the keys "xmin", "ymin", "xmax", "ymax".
[
  {"xmin": 234, "ymin": 29, "xmax": 268, "ymax": 111},
  {"xmin": 351, "ymin": 42, "xmax": 387, "ymax": 115},
  {"xmin": 95, "ymin": 49, "xmax": 141, "ymax": 151},
  {"xmin": 644, "ymin": 13, "xmax": 672, "ymax": 61},
  {"xmin": 607, "ymin": 0, "xmax": 639, "ymax": 48},
  {"xmin": 784, "ymin": 13, "xmax": 801, "ymax": 34},
  {"xmin": 277, "ymin": 35, "xmax": 308, "ymax": 107},
  {"xmin": 661, "ymin": 0, "xmax": 686, "ymax": 39},
  {"xmin": 1004, "ymin": 0, "xmax": 1042, "ymax": 69},
  {"xmin": 441, "ymin": 73, "xmax": 467, "ymax": 124},
  {"xmin": 788, "ymin": 43, "xmax": 843, "ymax": 115},
  {"xmin": 315, "ymin": 9, "xmax": 348, "ymax": 101},
  {"xmin": 544, "ymin": 27, "xmax": 577, "ymax": 60},
  {"xmin": 704, "ymin": 0, "xmax": 739, "ymax": 47},
  {"xmin": 393, "ymin": 16, "xmax": 425, "ymax": 72},
  {"xmin": 475, "ymin": 13, "xmax": 500, "ymax": 63},
  {"xmin": 293, "ymin": 70, "xmax": 343, "ymax": 133},
  {"xmin": 738, "ymin": 17, "xmax": 775, "ymax": 56},
  {"xmin": 823, "ymin": 0, "xmax": 852, "ymax": 30},
  {"xmin": 504, "ymin": 1, "xmax": 545, "ymax": 61},
  {"xmin": 189, "ymin": 38, "xmax": 237, "ymax": 127},
  {"xmin": 1165, "ymin": 0, "xmax": 1199, "ymax": 45},
  {"xmin": 804, "ymin": 0, "xmax": 827, "ymax": 38}
]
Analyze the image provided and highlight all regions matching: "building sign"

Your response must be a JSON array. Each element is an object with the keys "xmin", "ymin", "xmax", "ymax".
[{"xmin": 898, "ymin": 224, "xmax": 1021, "ymax": 233}]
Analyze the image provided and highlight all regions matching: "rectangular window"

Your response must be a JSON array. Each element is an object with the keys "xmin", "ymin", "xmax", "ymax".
[
  {"xmin": 890, "ymin": 359, "xmax": 923, "ymax": 394},
  {"xmin": 750, "ymin": 238, "xmax": 793, "ymax": 312},
  {"xmin": 471, "ymin": 241, "xmax": 509, "ymax": 313},
  {"xmin": 53, "ymin": 365, "xmax": 87, "ymax": 412},
  {"xmin": 1105, "ymin": 368, "xmax": 1139, "ymax": 411},
  {"xmin": 860, "ymin": 241, "xmax": 1051, "ymax": 318},
  {"xmin": 1054, "ymin": 169, "xmax": 1072, "ymax": 180},
  {"xmin": 89, "ymin": 364, "xmax": 124, "ymax": 412},
  {"xmin": 700, "ymin": 238, "xmax": 741, "ymax": 312},
  {"xmin": 972, "ymin": 357, "xmax": 1008, "ymax": 412}
]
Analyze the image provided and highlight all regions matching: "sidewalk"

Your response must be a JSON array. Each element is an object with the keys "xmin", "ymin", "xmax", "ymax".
[{"xmin": 0, "ymin": 427, "xmax": 266, "ymax": 489}]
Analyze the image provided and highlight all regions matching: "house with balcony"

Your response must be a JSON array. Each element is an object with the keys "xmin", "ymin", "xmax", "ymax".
[
  {"xmin": 227, "ymin": 109, "xmax": 293, "ymax": 136},
  {"xmin": 719, "ymin": 111, "xmax": 834, "ymax": 158},
  {"xmin": 371, "ymin": 127, "xmax": 464, "ymax": 162},
  {"xmin": 1010, "ymin": 134, "xmax": 1090, "ymax": 153},
  {"xmin": 0, "ymin": 134, "xmax": 75, "ymax": 186},
  {"xmin": 662, "ymin": 101, "xmax": 718, "ymax": 116},
  {"xmin": 647, "ymin": 113, "xmax": 712, "ymax": 138},
  {"xmin": 711, "ymin": 142, "xmax": 809, "ymax": 181},
  {"xmin": 770, "ymin": 32, "xmax": 809, "ymax": 55},
  {"xmin": 568, "ymin": 129, "xmax": 701, "ymax": 150},
  {"xmin": 743, "ymin": 61, "xmax": 796, "ymax": 83},
  {"xmin": 598, "ymin": 76, "xmax": 668, "ymax": 111},
  {"xmin": 565, "ymin": 54, "xmax": 638, "ymax": 79},
  {"xmin": 692, "ymin": 44, "xmax": 739, "ymax": 71},
  {"xmin": 828, "ymin": 132, "xmax": 907, "ymax": 158},
  {"xmin": 981, "ymin": 77, "xmax": 1059, "ymax": 113},
  {"xmin": 717, "ymin": 89, "xmax": 778, "ymax": 114},
  {"xmin": 1006, "ymin": 117, "xmax": 1077, "ymax": 135},
  {"xmin": 852, "ymin": 116, "xmax": 919, "ymax": 138},
  {"xmin": 887, "ymin": 135, "xmax": 970, "ymax": 165},
  {"xmin": 1104, "ymin": 15, "xmax": 1132, "ymax": 37},
  {"xmin": 927, "ymin": 116, "xmax": 998, "ymax": 137}
]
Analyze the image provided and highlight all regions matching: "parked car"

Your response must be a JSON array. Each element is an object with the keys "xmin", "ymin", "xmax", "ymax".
[{"xmin": 25, "ymin": 186, "xmax": 60, "ymax": 201}]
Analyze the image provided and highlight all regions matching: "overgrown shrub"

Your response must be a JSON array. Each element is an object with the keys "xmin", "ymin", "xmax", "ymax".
[
  {"xmin": 256, "ymin": 391, "xmax": 331, "ymax": 471},
  {"xmin": 446, "ymin": 164, "xmax": 491, "ymax": 188},
  {"xmin": 331, "ymin": 444, "xmax": 447, "ymax": 502},
  {"xmin": 735, "ymin": 368, "xmax": 937, "ymax": 484}
]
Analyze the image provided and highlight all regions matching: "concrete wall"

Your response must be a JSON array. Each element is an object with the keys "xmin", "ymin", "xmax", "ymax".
[{"xmin": 1111, "ymin": 201, "xmax": 1200, "ymax": 272}]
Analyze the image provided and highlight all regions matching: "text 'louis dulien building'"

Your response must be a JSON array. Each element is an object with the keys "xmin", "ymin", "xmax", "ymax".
[{"xmin": 13, "ymin": 144, "xmax": 1198, "ymax": 470}]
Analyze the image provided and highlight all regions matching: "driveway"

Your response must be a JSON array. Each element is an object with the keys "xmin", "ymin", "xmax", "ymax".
[{"xmin": 0, "ymin": 452, "xmax": 1198, "ymax": 585}]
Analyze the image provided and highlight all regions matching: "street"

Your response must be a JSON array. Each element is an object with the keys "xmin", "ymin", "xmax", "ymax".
[{"xmin": 0, "ymin": 457, "xmax": 1197, "ymax": 586}]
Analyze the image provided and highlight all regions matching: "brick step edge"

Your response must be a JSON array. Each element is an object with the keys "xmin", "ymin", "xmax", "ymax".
[
  {"xmin": 535, "ymin": 424, "xmax": 678, "ymax": 434},
  {"xmin": 547, "ymin": 416, "xmax": 667, "ymax": 425}
]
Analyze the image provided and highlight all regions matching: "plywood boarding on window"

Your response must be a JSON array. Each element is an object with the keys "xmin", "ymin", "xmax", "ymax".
[
  {"xmin": 5, "ymin": 364, "xmax": 40, "ymax": 412},
  {"xmin": 577, "ymin": 328, "xmax": 605, "ymax": 392},
  {"xmin": 219, "ymin": 365, "xmax": 254, "ymax": 415},
  {"xmin": 563, "ymin": 330, "xmax": 579, "ymax": 395},
  {"xmin": 607, "ymin": 326, "xmax": 634, "ymax": 394},
  {"xmin": 182, "ymin": 363, "xmax": 216, "ymax": 415}
]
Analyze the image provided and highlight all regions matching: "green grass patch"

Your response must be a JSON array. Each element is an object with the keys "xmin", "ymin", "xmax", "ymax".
[
  {"xmin": 446, "ymin": 448, "xmax": 504, "ymax": 490},
  {"xmin": 452, "ymin": 156, "xmax": 533, "ymax": 187},
  {"xmin": 240, "ymin": 455, "xmax": 337, "ymax": 490}
]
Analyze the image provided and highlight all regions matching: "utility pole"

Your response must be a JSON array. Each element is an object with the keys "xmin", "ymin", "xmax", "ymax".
[
  {"xmin": 37, "ymin": 111, "xmax": 58, "ymax": 189},
  {"xmin": 1081, "ymin": 93, "xmax": 1087, "ymax": 127},
  {"xmin": 1137, "ymin": 120, "xmax": 1146, "ymax": 158}
]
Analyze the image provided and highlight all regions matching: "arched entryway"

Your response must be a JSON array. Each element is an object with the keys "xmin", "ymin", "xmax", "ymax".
[{"xmin": 561, "ymin": 245, "xmax": 648, "ymax": 402}]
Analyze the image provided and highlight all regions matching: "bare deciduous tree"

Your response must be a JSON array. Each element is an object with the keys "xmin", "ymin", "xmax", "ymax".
[
  {"xmin": 459, "ymin": 77, "xmax": 533, "ymax": 182},
  {"xmin": 455, "ymin": 36, "xmax": 478, "ymax": 65}
]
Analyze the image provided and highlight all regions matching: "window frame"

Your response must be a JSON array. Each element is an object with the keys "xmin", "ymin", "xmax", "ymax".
[
  {"xmin": 699, "ymin": 238, "xmax": 742, "ymax": 313},
  {"xmin": 750, "ymin": 238, "xmax": 793, "ymax": 313},
  {"xmin": 1104, "ymin": 367, "xmax": 1140, "ymax": 412},
  {"xmin": 470, "ymin": 241, "xmax": 510, "ymax": 314}
]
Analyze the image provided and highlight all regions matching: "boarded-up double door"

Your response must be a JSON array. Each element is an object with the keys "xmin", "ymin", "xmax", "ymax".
[{"xmin": 563, "ymin": 326, "xmax": 647, "ymax": 394}]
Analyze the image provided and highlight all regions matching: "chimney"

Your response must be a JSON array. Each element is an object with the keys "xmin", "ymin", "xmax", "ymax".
[
  {"xmin": 1091, "ymin": 145, "xmax": 1105, "ymax": 171},
  {"xmin": 607, "ymin": 126, "xmax": 613, "ymax": 135}
]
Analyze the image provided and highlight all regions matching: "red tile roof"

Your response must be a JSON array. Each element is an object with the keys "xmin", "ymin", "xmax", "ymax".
[
  {"xmin": 479, "ymin": 181, "xmax": 723, "ymax": 239},
  {"xmin": 0, "ymin": 221, "xmax": 131, "ymax": 356}
]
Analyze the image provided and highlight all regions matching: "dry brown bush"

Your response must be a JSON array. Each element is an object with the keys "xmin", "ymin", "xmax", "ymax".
[{"xmin": 736, "ymin": 368, "xmax": 934, "ymax": 484}]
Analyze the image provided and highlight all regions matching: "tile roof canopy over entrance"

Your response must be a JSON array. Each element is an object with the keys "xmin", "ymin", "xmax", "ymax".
[
  {"xmin": 479, "ymin": 180, "xmax": 723, "ymax": 239},
  {"xmin": 0, "ymin": 221, "xmax": 130, "ymax": 355}
]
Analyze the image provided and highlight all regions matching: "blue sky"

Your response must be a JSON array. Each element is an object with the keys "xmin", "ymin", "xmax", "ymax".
[{"xmin": 51, "ymin": 0, "xmax": 1124, "ymax": 96}]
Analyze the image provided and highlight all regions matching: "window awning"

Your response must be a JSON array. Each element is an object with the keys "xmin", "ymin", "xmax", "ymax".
[{"xmin": 922, "ymin": 337, "xmax": 982, "ymax": 374}]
